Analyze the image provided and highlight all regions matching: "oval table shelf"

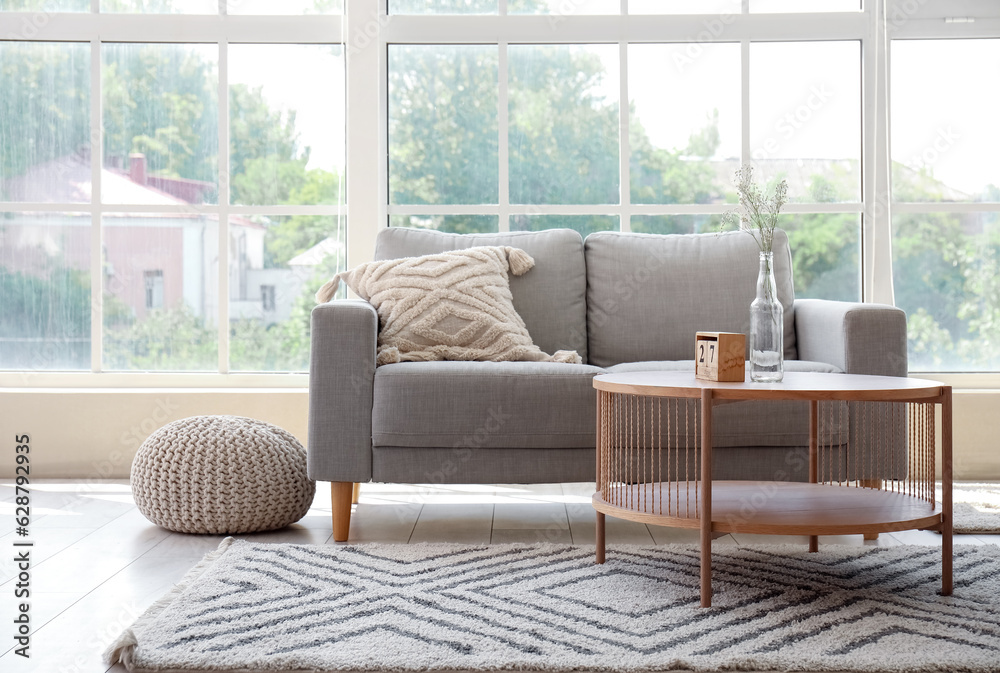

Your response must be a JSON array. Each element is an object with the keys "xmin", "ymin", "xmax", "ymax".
[
  {"xmin": 591, "ymin": 371, "xmax": 953, "ymax": 607},
  {"xmin": 593, "ymin": 481, "xmax": 943, "ymax": 535}
]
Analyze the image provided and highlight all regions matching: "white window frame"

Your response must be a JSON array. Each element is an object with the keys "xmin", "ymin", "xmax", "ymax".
[
  {"xmin": 884, "ymin": 0, "xmax": 1000, "ymax": 386},
  {"xmin": 4, "ymin": 0, "xmax": 1000, "ymax": 388},
  {"xmin": 0, "ymin": 4, "xmax": 344, "ymax": 387},
  {"xmin": 365, "ymin": 0, "xmax": 1000, "ymax": 386},
  {"xmin": 377, "ymin": 1, "xmax": 876, "ymax": 321},
  {"xmin": 380, "ymin": 6, "xmax": 870, "ymax": 234}
]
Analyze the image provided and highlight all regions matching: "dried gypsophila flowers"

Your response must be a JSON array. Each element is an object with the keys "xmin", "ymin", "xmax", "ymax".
[{"xmin": 722, "ymin": 163, "xmax": 789, "ymax": 254}]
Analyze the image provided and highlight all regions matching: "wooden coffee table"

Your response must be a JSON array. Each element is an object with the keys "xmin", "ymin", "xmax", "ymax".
[{"xmin": 591, "ymin": 371, "xmax": 953, "ymax": 607}]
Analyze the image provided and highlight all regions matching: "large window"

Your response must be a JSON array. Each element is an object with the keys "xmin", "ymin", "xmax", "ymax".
[
  {"xmin": 891, "ymin": 37, "xmax": 1000, "ymax": 372},
  {"xmin": 4, "ymin": 0, "xmax": 1000, "ymax": 380},
  {"xmin": 386, "ymin": 8, "xmax": 864, "ymax": 304},
  {"xmin": 0, "ymin": 5, "xmax": 345, "ymax": 375}
]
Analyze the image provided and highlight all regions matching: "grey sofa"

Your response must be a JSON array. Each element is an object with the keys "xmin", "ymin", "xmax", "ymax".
[{"xmin": 308, "ymin": 227, "xmax": 907, "ymax": 540}]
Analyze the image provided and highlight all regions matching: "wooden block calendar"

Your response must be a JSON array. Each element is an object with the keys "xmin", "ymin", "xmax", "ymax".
[{"xmin": 695, "ymin": 332, "xmax": 746, "ymax": 382}]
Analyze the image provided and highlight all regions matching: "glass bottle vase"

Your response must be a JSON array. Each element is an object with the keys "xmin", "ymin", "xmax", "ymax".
[{"xmin": 750, "ymin": 251, "xmax": 784, "ymax": 383}]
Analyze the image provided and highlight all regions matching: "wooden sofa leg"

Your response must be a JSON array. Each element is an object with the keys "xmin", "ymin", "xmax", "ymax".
[
  {"xmin": 332, "ymin": 482, "xmax": 355, "ymax": 542},
  {"xmin": 352, "ymin": 482, "xmax": 360, "ymax": 504}
]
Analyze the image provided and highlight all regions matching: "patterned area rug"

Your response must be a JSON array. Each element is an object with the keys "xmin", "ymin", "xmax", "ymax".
[
  {"xmin": 108, "ymin": 539, "xmax": 1000, "ymax": 673},
  {"xmin": 952, "ymin": 483, "xmax": 1000, "ymax": 534}
]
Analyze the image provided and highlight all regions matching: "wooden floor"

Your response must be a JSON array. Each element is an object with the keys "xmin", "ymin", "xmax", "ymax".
[{"xmin": 2, "ymin": 479, "xmax": 998, "ymax": 673}]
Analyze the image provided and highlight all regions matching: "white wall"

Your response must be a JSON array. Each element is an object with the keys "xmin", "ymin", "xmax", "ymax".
[
  {"xmin": 1, "ymin": 388, "xmax": 997, "ymax": 481},
  {"xmin": 0, "ymin": 390, "xmax": 307, "ymax": 480},
  {"xmin": 947, "ymin": 391, "xmax": 1000, "ymax": 480}
]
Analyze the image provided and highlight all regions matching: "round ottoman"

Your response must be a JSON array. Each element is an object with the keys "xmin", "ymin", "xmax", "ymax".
[{"xmin": 131, "ymin": 415, "xmax": 316, "ymax": 534}]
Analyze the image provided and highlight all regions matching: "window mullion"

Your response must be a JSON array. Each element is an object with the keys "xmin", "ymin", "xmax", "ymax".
[
  {"xmin": 346, "ymin": 0, "xmax": 384, "ymax": 265},
  {"xmin": 864, "ymin": 0, "xmax": 895, "ymax": 306},
  {"xmin": 619, "ymin": 39, "xmax": 630, "ymax": 233},
  {"xmin": 873, "ymin": 2, "xmax": 895, "ymax": 306},
  {"xmin": 893, "ymin": 202, "xmax": 1000, "ymax": 213},
  {"xmin": 91, "ymin": 37, "xmax": 102, "ymax": 374},
  {"xmin": 862, "ymin": 12, "xmax": 877, "ymax": 303},
  {"xmin": 218, "ymin": 38, "xmax": 230, "ymax": 374},
  {"xmin": 741, "ymin": 39, "xmax": 750, "ymax": 166},
  {"xmin": 499, "ymin": 41, "xmax": 510, "ymax": 232}
]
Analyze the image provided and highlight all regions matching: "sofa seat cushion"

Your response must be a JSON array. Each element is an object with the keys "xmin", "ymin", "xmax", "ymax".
[
  {"xmin": 372, "ymin": 361, "xmax": 603, "ymax": 449},
  {"xmin": 601, "ymin": 360, "xmax": 847, "ymax": 448},
  {"xmin": 586, "ymin": 230, "xmax": 796, "ymax": 367},
  {"xmin": 374, "ymin": 227, "xmax": 589, "ymax": 362}
]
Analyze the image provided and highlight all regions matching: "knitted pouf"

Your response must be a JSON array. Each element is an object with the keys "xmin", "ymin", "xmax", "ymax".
[{"xmin": 131, "ymin": 415, "xmax": 315, "ymax": 534}]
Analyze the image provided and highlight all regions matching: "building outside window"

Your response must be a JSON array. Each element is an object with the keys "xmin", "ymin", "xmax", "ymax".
[
  {"xmin": 143, "ymin": 270, "xmax": 164, "ymax": 310},
  {"xmin": 261, "ymin": 285, "xmax": 276, "ymax": 313},
  {"xmin": 0, "ymin": 3, "xmax": 345, "ymax": 375}
]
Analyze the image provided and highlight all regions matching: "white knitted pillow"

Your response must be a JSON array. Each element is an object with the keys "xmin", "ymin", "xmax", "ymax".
[{"xmin": 315, "ymin": 246, "xmax": 581, "ymax": 366}]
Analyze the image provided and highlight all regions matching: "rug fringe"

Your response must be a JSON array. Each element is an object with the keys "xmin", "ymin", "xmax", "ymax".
[
  {"xmin": 103, "ymin": 536, "xmax": 237, "ymax": 671},
  {"xmin": 105, "ymin": 629, "xmax": 138, "ymax": 670}
]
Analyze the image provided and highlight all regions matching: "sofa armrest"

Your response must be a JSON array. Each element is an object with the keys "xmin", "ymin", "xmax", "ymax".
[
  {"xmin": 794, "ymin": 298, "xmax": 907, "ymax": 377},
  {"xmin": 307, "ymin": 299, "xmax": 378, "ymax": 482}
]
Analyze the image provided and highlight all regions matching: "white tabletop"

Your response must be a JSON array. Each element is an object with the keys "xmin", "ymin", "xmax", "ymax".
[{"xmin": 593, "ymin": 370, "xmax": 948, "ymax": 402}]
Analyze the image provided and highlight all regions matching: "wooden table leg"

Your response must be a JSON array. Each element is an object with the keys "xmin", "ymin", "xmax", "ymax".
[
  {"xmin": 700, "ymin": 389, "xmax": 713, "ymax": 608},
  {"xmin": 596, "ymin": 512, "xmax": 606, "ymax": 564},
  {"xmin": 808, "ymin": 399, "xmax": 819, "ymax": 553},
  {"xmin": 942, "ymin": 387, "xmax": 953, "ymax": 596},
  {"xmin": 595, "ymin": 390, "xmax": 606, "ymax": 565}
]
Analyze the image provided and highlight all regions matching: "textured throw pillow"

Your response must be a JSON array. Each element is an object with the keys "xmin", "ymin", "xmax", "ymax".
[{"xmin": 315, "ymin": 246, "xmax": 582, "ymax": 366}]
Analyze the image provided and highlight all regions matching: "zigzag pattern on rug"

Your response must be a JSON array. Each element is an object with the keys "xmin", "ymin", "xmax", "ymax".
[{"xmin": 107, "ymin": 540, "xmax": 1000, "ymax": 673}]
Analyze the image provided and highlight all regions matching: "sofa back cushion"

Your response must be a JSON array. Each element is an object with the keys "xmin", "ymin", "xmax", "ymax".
[
  {"xmin": 375, "ymin": 227, "xmax": 589, "ymax": 362},
  {"xmin": 585, "ymin": 229, "xmax": 797, "ymax": 367}
]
